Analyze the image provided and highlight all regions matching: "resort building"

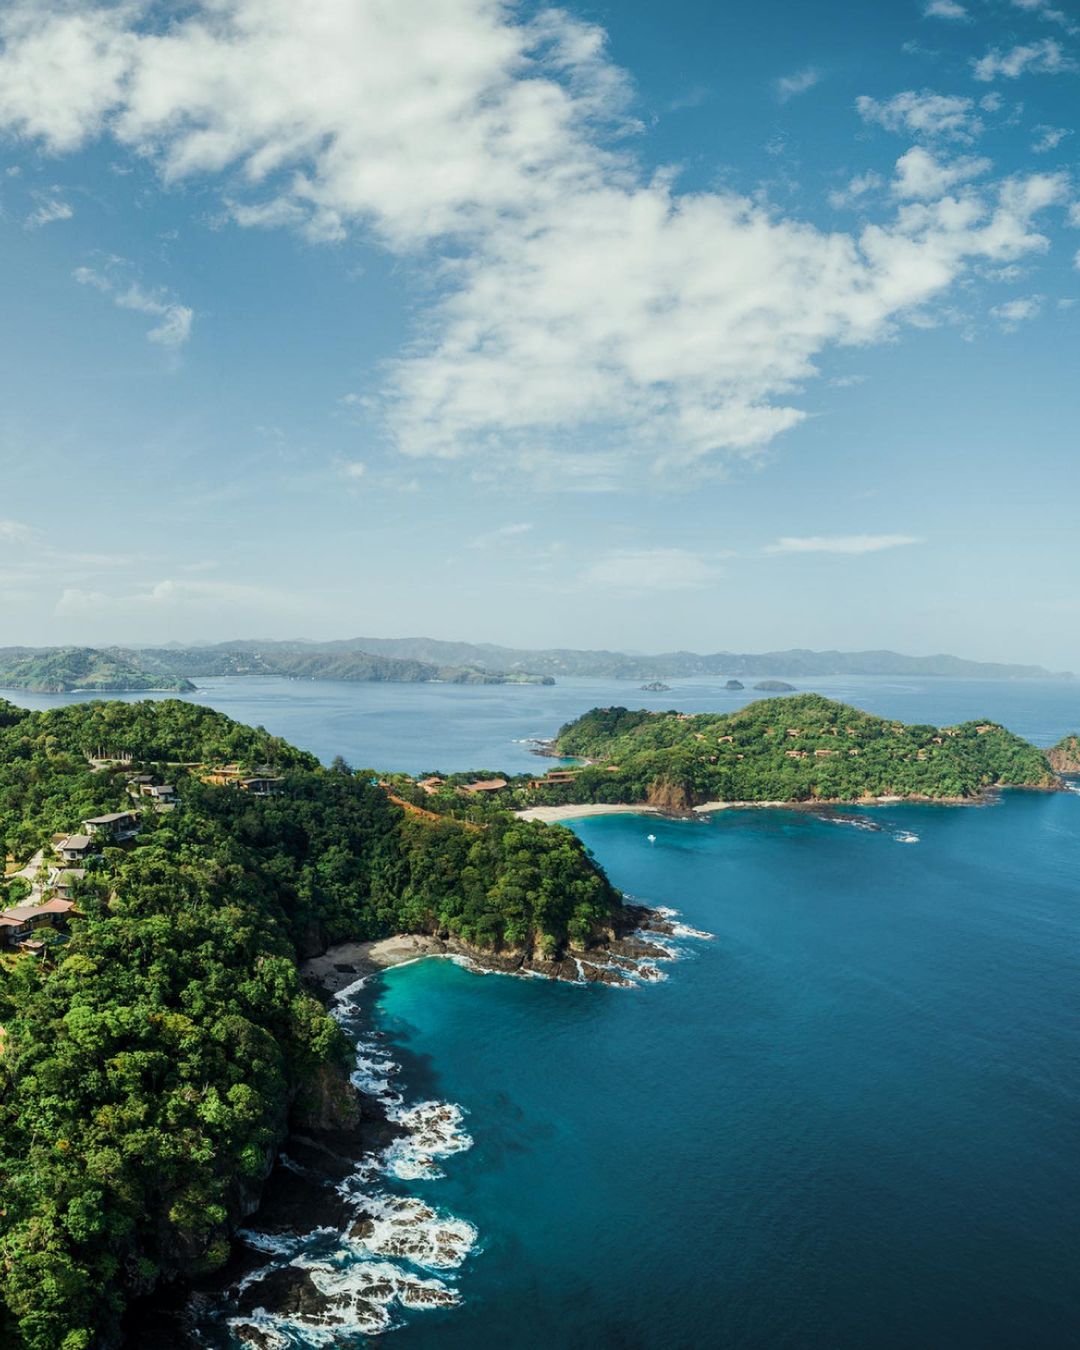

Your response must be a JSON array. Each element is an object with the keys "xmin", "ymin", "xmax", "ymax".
[{"xmin": 82, "ymin": 812, "xmax": 141, "ymax": 843}]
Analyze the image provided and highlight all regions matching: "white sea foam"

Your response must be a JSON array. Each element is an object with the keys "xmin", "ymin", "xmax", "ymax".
[
  {"xmin": 382, "ymin": 1100, "xmax": 473, "ymax": 1181},
  {"xmin": 347, "ymin": 1194, "xmax": 478, "ymax": 1270},
  {"xmin": 893, "ymin": 831, "xmax": 920, "ymax": 844},
  {"xmin": 237, "ymin": 1226, "xmax": 337, "ymax": 1258},
  {"xmin": 667, "ymin": 921, "xmax": 715, "ymax": 940}
]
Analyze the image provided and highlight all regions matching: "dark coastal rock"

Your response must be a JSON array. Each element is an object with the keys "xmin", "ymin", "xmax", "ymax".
[
  {"xmin": 235, "ymin": 1265, "xmax": 345, "ymax": 1322},
  {"xmin": 724, "ymin": 679, "xmax": 744, "ymax": 690}
]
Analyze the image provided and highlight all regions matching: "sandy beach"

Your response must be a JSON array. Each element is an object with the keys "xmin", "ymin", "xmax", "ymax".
[
  {"xmin": 301, "ymin": 933, "xmax": 447, "ymax": 995},
  {"xmin": 516, "ymin": 795, "xmax": 914, "ymax": 823}
]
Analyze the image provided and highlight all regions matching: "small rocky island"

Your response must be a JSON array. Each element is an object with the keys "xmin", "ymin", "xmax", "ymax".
[
  {"xmin": 724, "ymin": 679, "xmax": 744, "ymax": 690},
  {"xmin": 754, "ymin": 679, "xmax": 796, "ymax": 692},
  {"xmin": 640, "ymin": 681, "xmax": 671, "ymax": 692}
]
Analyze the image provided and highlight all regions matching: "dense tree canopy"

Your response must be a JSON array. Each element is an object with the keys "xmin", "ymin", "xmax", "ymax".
[
  {"xmin": 537, "ymin": 694, "xmax": 1056, "ymax": 808},
  {"xmin": 0, "ymin": 699, "xmax": 620, "ymax": 1349}
]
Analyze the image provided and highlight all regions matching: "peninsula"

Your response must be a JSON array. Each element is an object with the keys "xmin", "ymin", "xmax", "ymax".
[
  {"xmin": 380, "ymin": 694, "xmax": 1058, "ymax": 818},
  {"xmin": 0, "ymin": 697, "xmax": 626, "ymax": 1349},
  {"xmin": 0, "ymin": 647, "xmax": 194, "ymax": 694}
]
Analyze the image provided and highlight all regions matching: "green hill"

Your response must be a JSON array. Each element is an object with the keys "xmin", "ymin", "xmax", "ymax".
[
  {"xmin": 0, "ymin": 698, "xmax": 616, "ymax": 1348},
  {"xmin": 534, "ymin": 693, "xmax": 1056, "ymax": 810},
  {"xmin": 0, "ymin": 647, "xmax": 194, "ymax": 694}
]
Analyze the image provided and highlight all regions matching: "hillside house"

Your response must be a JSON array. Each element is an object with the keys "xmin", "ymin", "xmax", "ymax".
[
  {"xmin": 0, "ymin": 898, "xmax": 75, "ymax": 949},
  {"xmin": 417, "ymin": 776, "xmax": 445, "ymax": 795},
  {"xmin": 82, "ymin": 811, "xmax": 140, "ymax": 843},
  {"xmin": 238, "ymin": 776, "xmax": 284, "ymax": 796},
  {"xmin": 57, "ymin": 834, "xmax": 96, "ymax": 863},
  {"xmin": 461, "ymin": 778, "xmax": 508, "ymax": 795}
]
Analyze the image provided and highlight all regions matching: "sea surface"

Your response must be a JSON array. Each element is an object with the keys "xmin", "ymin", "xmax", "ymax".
[
  {"xmin": 6, "ymin": 671, "xmax": 1079, "ymax": 768},
  {"xmin": 11, "ymin": 676, "xmax": 1080, "ymax": 1346}
]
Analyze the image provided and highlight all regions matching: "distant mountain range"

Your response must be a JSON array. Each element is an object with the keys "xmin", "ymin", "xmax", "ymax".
[
  {"xmin": 198, "ymin": 636, "xmax": 1065, "ymax": 681},
  {"xmin": 0, "ymin": 640, "xmax": 1067, "ymax": 694}
]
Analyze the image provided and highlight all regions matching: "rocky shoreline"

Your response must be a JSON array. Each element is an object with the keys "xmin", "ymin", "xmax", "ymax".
[
  {"xmin": 300, "ymin": 903, "xmax": 687, "ymax": 994},
  {"xmin": 127, "ymin": 902, "xmax": 708, "ymax": 1346}
]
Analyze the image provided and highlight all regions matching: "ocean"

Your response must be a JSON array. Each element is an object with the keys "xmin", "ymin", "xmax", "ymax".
[{"xmin": 10, "ymin": 676, "xmax": 1080, "ymax": 1347}]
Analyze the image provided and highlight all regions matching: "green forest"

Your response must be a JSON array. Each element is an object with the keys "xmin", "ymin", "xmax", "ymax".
[
  {"xmin": 520, "ymin": 694, "xmax": 1057, "ymax": 809},
  {"xmin": 0, "ymin": 650, "xmax": 194, "ymax": 695},
  {"xmin": 0, "ymin": 698, "xmax": 619, "ymax": 1349}
]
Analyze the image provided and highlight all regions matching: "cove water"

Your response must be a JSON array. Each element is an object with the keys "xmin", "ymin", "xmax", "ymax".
[
  {"xmin": 13, "ymin": 677, "xmax": 1080, "ymax": 1345},
  {"xmin": 367, "ymin": 793, "xmax": 1080, "ymax": 1349}
]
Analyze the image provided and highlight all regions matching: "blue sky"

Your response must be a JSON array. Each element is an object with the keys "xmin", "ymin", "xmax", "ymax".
[{"xmin": 1, "ymin": 0, "xmax": 1078, "ymax": 666}]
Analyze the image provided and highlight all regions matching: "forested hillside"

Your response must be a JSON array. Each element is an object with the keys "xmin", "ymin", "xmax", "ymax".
[
  {"xmin": 0, "ymin": 699, "xmax": 617, "ymax": 1349},
  {"xmin": 535, "ymin": 694, "xmax": 1056, "ymax": 809}
]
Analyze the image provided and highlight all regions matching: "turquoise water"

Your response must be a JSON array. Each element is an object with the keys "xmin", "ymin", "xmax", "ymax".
[
  {"xmin": 22, "ymin": 675, "xmax": 1078, "ymax": 1344},
  {"xmin": 362, "ymin": 793, "xmax": 1080, "ymax": 1348}
]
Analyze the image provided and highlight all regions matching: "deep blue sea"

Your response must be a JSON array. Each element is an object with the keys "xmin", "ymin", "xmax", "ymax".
[{"xmin": 10, "ymin": 676, "xmax": 1080, "ymax": 1346}]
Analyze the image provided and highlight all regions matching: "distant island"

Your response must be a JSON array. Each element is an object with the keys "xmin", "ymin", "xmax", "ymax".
[
  {"xmin": 0, "ymin": 641, "xmax": 1065, "ymax": 694},
  {"xmin": 0, "ymin": 647, "xmax": 194, "ymax": 693},
  {"xmin": 640, "ymin": 681, "xmax": 670, "ymax": 692},
  {"xmin": 0, "ymin": 644, "xmax": 554, "ymax": 693}
]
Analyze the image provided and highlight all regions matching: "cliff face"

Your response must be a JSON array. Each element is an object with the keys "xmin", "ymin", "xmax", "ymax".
[
  {"xmin": 645, "ymin": 778, "xmax": 694, "ymax": 813},
  {"xmin": 1047, "ymin": 735, "xmax": 1080, "ymax": 774}
]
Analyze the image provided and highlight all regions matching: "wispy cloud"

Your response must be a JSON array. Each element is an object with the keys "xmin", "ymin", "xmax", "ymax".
[
  {"xmin": 581, "ymin": 548, "xmax": 726, "ymax": 592},
  {"xmin": 1010, "ymin": 0, "xmax": 1079, "ymax": 33},
  {"xmin": 765, "ymin": 534, "xmax": 922, "ymax": 555},
  {"xmin": 856, "ymin": 90, "xmax": 984, "ymax": 142},
  {"xmin": 990, "ymin": 294, "xmax": 1043, "ymax": 327},
  {"xmin": 973, "ymin": 39, "xmax": 1077, "ymax": 81},
  {"xmin": 0, "ymin": 519, "xmax": 33, "ymax": 543},
  {"xmin": 1031, "ymin": 124, "xmax": 1071, "ymax": 153},
  {"xmin": 73, "ymin": 265, "xmax": 193, "ymax": 346},
  {"xmin": 924, "ymin": 0, "xmax": 969, "ymax": 19},
  {"xmin": 24, "ymin": 191, "xmax": 72, "ymax": 229},
  {"xmin": 775, "ymin": 68, "xmax": 821, "ymax": 103},
  {"xmin": 469, "ymin": 522, "xmax": 533, "ymax": 550}
]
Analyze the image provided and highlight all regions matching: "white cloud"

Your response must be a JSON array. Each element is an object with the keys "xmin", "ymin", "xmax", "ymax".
[
  {"xmin": 892, "ymin": 147, "xmax": 992, "ymax": 199},
  {"xmin": 469, "ymin": 522, "xmax": 533, "ymax": 549},
  {"xmin": 856, "ymin": 89, "xmax": 984, "ymax": 142},
  {"xmin": 775, "ymin": 68, "xmax": 821, "ymax": 102},
  {"xmin": 828, "ymin": 171, "xmax": 883, "ymax": 210},
  {"xmin": 73, "ymin": 266, "xmax": 193, "ymax": 346},
  {"xmin": 973, "ymin": 39, "xmax": 1077, "ymax": 81},
  {"xmin": 0, "ymin": 3, "xmax": 1072, "ymax": 479},
  {"xmin": 0, "ymin": 519, "xmax": 33, "ymax": 543},
  {"xmin": 1010, "ymin": 0, "xmax": 1078, "ymax": 32},
  {"xmin": 54, "ymin": 578, "xmax": 292, "ymax": 618},
  {"xmin": 924, "ymin": 0, "xmax": 969, "ymax": 19},
  {"xmin": 1031, "ymin": 124, "xmax": 1071, "ymax": 153},
  {"xmin": 581, "ymin": 548, "xmax": 725, "ymax": 591},
  {"xmin": 24, "ymin": 191, "xmax": 72, "ymax": 228},
  {"xmin": 990, "ymin": 294, "xmax": 1043, "ymax": 326},
  {"xmin": 765, "ymin": 534, "xmax": 922, "ymax": 555},
  {"xmin": 339, "ymin": 460, "xmax": 366, "ymax": 479}
]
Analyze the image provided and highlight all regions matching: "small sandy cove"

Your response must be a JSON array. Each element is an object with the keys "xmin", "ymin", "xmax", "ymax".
[{"xmin": 301, "ymin": 933, "xmax": 446, "ymax": 995}]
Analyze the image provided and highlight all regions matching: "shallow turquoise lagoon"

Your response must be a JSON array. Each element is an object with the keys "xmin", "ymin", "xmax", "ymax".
[{"xmin": 365, "ymin": 793, "xmax": 1080, "ymax": 1348}]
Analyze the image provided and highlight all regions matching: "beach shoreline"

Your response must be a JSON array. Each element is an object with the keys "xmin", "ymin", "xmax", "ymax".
[{"xmin": 514, "ymin": 793, "xmax": 993, "ymax": 824}]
